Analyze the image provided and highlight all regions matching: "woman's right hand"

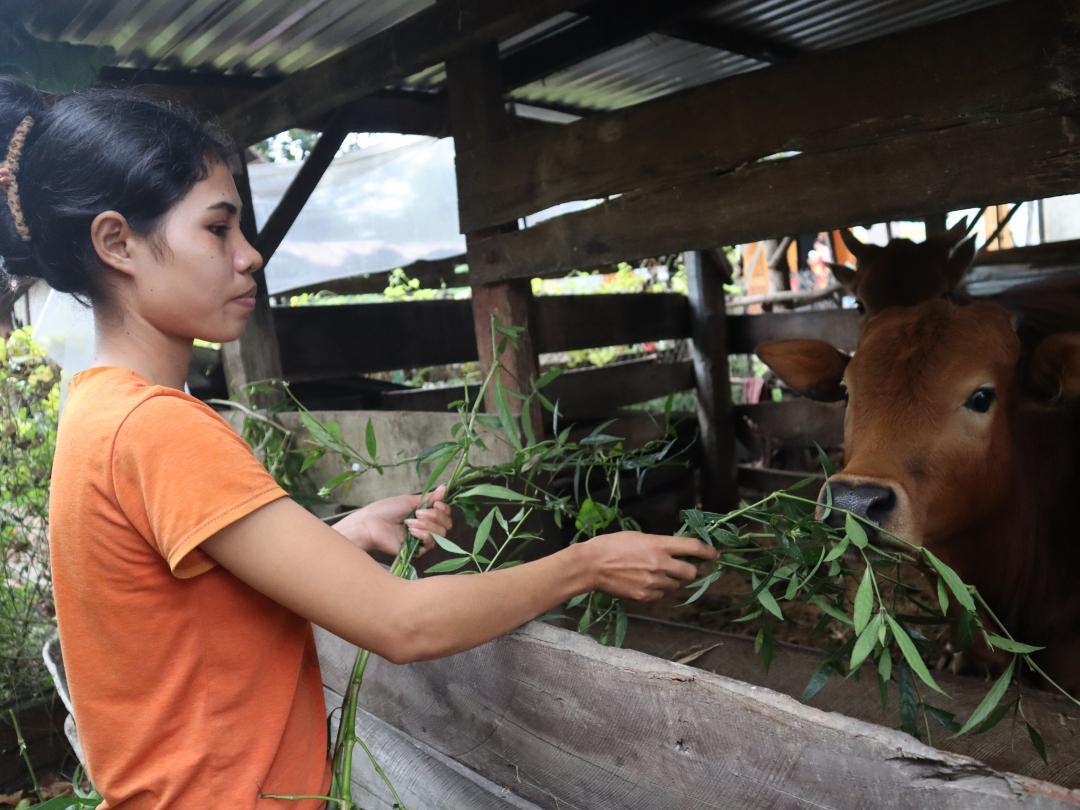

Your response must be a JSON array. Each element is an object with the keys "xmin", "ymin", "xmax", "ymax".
[{"xmin": 580, "ymin": 531, "xmax": 718, "ymax": 602}]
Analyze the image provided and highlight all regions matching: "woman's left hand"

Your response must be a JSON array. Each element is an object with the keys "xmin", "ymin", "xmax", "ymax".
[{"xmin": 335, "ymin": 485, "xmax": 452, "ymax": 557}]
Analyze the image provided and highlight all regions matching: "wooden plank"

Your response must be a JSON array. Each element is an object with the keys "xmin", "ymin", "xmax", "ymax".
[
  {"xmin": 324, "ymin": 688, "xmax": 542, "ymax": 809},
  {"xmin": 273, "ymin": 254, "xmax": 468, "ymax": 299},
  {"xmin": 976, "ymin": 239, "xmax": 1080, "ymax": 267},
  {"xmin": 686, "ymin": 250, "xmax": 737, "ymax": 510},
  {"xmin": 380, "ymin": 357, "xmax": 694, "ymax": 418},
  {"xmin": 737, "ymin": 465, "xmax": 824, "ymax": 498},
  {"xmin": 616, "ymin": 616, "xmax": 1080, "ymax": 791},
  {"xmin": 531, "ymin": 293, "xmax": 690, "ymax": 352},
  {"xmin": 316, "ymin": 622, "xmax": 1080, "ymax": 809},
  {"xmin": 727, "ymin": 308, "xmax": 859, "ymax": 354},
  {"xmin": 255, "ymin": 121, "xmax": 349, "ymax": 263},
  {"xmin": 455, "ymin": 1, "xmax": 1080, "ymax": 233},
  {"xmin": 222, "ymin": 0, "xmax": 590, "ymax": 144},
  {"xmin": 468, "ymin": 108, "xmax": 1080, "ymax": 284},
  {"xmin": 448, "ymin": 43, "xmax": 544, "ymax": 441},
  {"xmin": 735, "ymin": 399, "xmax": 845, "ymax": 447},
  {"xmin": 222, "ymin": 153, "xmax": 284, "ymax": 403},
  {"xmin": 272, "ymin": 298, "xmax": 856, "ymax": 380}
]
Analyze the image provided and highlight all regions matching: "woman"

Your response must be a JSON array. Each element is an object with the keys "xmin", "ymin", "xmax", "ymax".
[{"xmin": 0, "ymin": 79, "xmax": 716, "ymax": 808}]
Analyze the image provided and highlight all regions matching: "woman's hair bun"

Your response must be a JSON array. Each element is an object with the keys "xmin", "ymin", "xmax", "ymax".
[{"xmin": 0, "ymin": 78, "xmax": 48, "ymax": 283}]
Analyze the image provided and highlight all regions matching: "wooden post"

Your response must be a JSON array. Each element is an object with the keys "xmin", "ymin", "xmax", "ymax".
[
  {"xmin": 222, "ymin": 151, "xmax": 284, "ymax": 405},
  {"xmin": 925, "ymin": 212, "xmax": 948, "ymax": 239},
  {"xmin": 685, "ymin": 249, "xmax": 737, "ymax": 510},
  {"xmin": 446, "ymin": 43, "xmax": 542, "ymax": 438}
]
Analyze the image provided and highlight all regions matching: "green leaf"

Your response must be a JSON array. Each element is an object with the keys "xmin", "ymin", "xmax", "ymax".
[
  {"xmin": 887, "ymin": 615, "xmax": 948, "ymax": 697},
  {"xmin": 365, "ymin": 418, "xmax": 377, "ymax": 459},
  {"xmin": 956, "ymin": 658, "xmax": 1015, "ymax": 736},
  {"xmin": 566, "ymin": 592, "xmax": 589, "ymax": 609},
  {"xmin": 924, "ymin": 705, "xmax": 961, "ymax": 734},
  {"xmin": 811, "ymin": 596, "xmax": 854, "ymax": 627},
  {"xmin": 849, "ymin": 613, "xmax": 882, "ymax": 673},
  {"xmin": 456, "ymin": 484, "xmax": 536, "ymax": 503},
  {"xmin": 494, "ymin": 381, "xmax": 521, "ymax": 450},
  {"xmin": 853, "ymin": 566, "xmax": 875, "ymax": 635},
  {"xmin": 923, "ymin": 548, "xmax": 976, "ymax": 613},
  {"xmin": 878, "ymin": 648, "xmax": 893, "ymax": 683},
  {"xmin": 755, "ymin": 581, "xmax": 784, "ymax": 620},
  {"xmin": 431, "ymin": 533, "xmax": 470, "ymax": 557},
  {"xmin": 1027, "ymin": 721, "xmax": 1049, "ymax": 765},
  {"xmin": 614, "ymin": 604, "xmax": 628, "ymax": 648},
  {"xmin": 425, "ymin": 556, "xmax": 471, "ymax": 574},
  {"xmin": 473, "ymin": 508, "xmax": 496, "ymax": 556},
  {"xmin": 536, "ymin": 368, "xmax": 563, "ymax": 389},
  {"xmin": 800, "ymin": 660, "xmax": 834, "ymax": 703},
  {"xmin": 824, "ymin": 535, "xmax": 849, "ymax": 562},
  {"xmin": 897, "ymin": 663, "xmax": 920, "ymax": 738},
  {"xmin": 936, "ymin": 578, "xmax": 949, "ymax": 616},
  {"xmin": 845, "ymin": 513, "xmax": 868, "ymax": 549},
  {"xmin": 983, "ymin": 633, "xmax": 1043, "ymax": 655}
]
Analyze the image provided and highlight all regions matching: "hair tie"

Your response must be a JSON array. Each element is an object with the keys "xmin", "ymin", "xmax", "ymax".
[{"xmin": 1, "ymin": 116, "xmax": 34, "ymax": 242}]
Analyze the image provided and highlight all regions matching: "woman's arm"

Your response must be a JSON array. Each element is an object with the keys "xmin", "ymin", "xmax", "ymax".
[{"xmin": 201, "ymin": 496, "xmax": 715, "ymax": 664}]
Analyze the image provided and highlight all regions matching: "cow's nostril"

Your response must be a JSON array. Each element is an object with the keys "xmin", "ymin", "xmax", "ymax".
[
  {"xmin": 821, "ymin": 480, "xmax": 896, "ymax": 528},
  {"xmin": 865, "ymin": 486, "xmax": 897, "ymax": 525}
]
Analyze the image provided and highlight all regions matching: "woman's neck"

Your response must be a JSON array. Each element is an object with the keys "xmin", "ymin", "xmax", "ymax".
[{"xmin": 91, "ymin": 307, "xmax": 193, "ymax": 390}]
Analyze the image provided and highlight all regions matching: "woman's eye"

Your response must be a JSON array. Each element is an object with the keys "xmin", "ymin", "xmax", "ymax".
[
  {"xmin": 209, "ymin": 224, "xmax": 229, "ymax": 237},
  {"xmin": 964, "ymin": 386, "xmax": 996, "ymax": 413}
]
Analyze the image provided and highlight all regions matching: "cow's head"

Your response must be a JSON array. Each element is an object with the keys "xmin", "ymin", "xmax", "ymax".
[
  {"xmin": 758, "ymin": 300, "xmax": 1080, "ymax": 547},
  {"xmin": 828, "ymin": 223, "xmax": 976, "ymax": 317}
]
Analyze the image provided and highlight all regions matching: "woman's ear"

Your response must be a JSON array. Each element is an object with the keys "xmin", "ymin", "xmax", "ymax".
[{"xmin": 90, "ymin": 211, "xmax": 137, "ymax": 277}]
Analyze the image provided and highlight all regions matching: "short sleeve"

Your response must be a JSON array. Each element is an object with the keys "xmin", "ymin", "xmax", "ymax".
[{"xmin": 112, "ymin": 394, "xmax": 288, "ymax": 578}]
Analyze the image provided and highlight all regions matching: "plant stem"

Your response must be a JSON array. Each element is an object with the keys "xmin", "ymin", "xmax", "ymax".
[{"xmin": 8, "ymin": 708, "xmax": 42, "ymax": 802}]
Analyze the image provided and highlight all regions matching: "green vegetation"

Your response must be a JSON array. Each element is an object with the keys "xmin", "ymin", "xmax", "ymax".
[{"xmin": 0, "ymin": 328, "xmax": 59, "ymax": 709}]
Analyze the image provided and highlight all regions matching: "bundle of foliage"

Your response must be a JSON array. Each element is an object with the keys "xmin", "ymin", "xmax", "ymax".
[
  {"xmin": 0, "ymin": 328, "xmax": 59, "ymax": 709},
  {"xmin": 677, "ymin": 477, "xmax": 1076, "ymax": 759}
]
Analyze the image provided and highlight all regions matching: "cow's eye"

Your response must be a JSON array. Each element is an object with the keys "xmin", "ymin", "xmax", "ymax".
[
  {"xmin": 964, "ymin": 387, "xmax": 996, "ymax": 413},
  {"xmin": 839, "ymin": 382, "xmax": 849, "ymax": 402},
  {"xmin": 855, "ymin": 300, "xmax": 865, "ymax": 315}
]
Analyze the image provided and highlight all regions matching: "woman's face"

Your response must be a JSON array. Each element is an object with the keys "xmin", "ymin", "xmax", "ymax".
[{"xmin": 127, "ymin": 159, "xmax": 263, "ymax": 343}]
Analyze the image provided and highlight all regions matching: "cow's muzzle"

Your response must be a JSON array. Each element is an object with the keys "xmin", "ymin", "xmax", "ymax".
[{"xmin": 817, "ymin": 479, "xmax": 897, "ymax": 530}]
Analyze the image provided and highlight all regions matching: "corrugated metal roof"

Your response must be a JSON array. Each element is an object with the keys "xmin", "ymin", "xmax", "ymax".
[{"xmin": 20, "ymin": 0, "xmax": 1007, "ymax": 114}]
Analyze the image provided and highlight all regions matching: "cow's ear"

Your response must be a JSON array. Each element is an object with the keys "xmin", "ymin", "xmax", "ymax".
[
  {"xmin": 1026, "ymin": 333, "xmax": 1080, "ymax": 402},
  {"xmin": 757, "ymin": 339, "xmax": 850, "ymax": 402},
  {"xmin": 825, "ymin": 262, "xmax": 858, "ymax": 294},
  {"xmin": 945, "ymin": 236, "xmax": 976, "ymax": 289}
]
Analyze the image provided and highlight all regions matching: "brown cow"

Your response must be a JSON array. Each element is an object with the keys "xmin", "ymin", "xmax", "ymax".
[
  {"xmin": 827, "ymin": 223, "xmax": 976, "ymax": 317},
  {"xmin": 758, "ymin": 300, "xmax": 1080, "ymax": 693}
]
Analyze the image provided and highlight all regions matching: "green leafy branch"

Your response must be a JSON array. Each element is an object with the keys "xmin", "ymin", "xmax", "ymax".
[{"xmin": 678, "ymin": 484, "xmax": 1078, "ymax": 759}]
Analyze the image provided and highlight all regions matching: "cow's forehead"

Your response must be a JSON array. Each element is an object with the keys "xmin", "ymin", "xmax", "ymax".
[{"xmin": 849, "ymin": 301, "xmax": 1018, "ymax": 391}]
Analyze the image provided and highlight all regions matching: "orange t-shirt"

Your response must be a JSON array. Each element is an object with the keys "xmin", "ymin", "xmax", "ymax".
[{"xmin": 48, "ymin": 367, "xmax": 331, "ymax": 809}]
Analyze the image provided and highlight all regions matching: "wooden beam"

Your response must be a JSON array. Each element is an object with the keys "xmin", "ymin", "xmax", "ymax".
[
  {"xmin": 467, "ymin": 109, "xmax": 1080, "ymax": 284},
  {"xmin": 270, "ymin": 297, "xmax": 860, "ymax": 380},
  {"xmin": 380, "ymin": 357, "xmax": 695, "ymax": 418},
  {"xmin": 317, "ymin": 622, "xmax": 1080, "ymax": 809},
  {"xmin": 455, "ymin": 1, "xmax": 1080, "ymax": 234},
  {"xmin": 735, "ymin": 399, "xmax": 845, "ymax": 447},
  {"xmin": 737, "ymin": 465, "xmax": 825, "ymax": 497},
  {"xmin": 222, "ymin": 154, "xmax": 284, "ymax": 403},
  {"xmin": 221, "ymin": 0, "xmax": 591, "ymax": 144},
  {"xmin": 274, "ymin": 254, "xmax": 468, "ymax": 299},
  {"xmin": 254, "ymin": 121, "xmax": 350, "ymax": 263},
  {"xmin": 686, "ymin": 250, "xmax": 737, "ymax": 510},
  {"xmin": 727, "ymin": 309, "xmax": 859, "ymax": 355},
  {"xmin": 447, "ymin": 42, "xmax": 543, "ymax": 439}
]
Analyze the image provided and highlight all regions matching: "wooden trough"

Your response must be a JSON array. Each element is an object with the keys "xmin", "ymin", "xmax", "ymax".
[{"xmin": 317, "ymin": 621, "xmax": 1080, "ymax": 809}]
